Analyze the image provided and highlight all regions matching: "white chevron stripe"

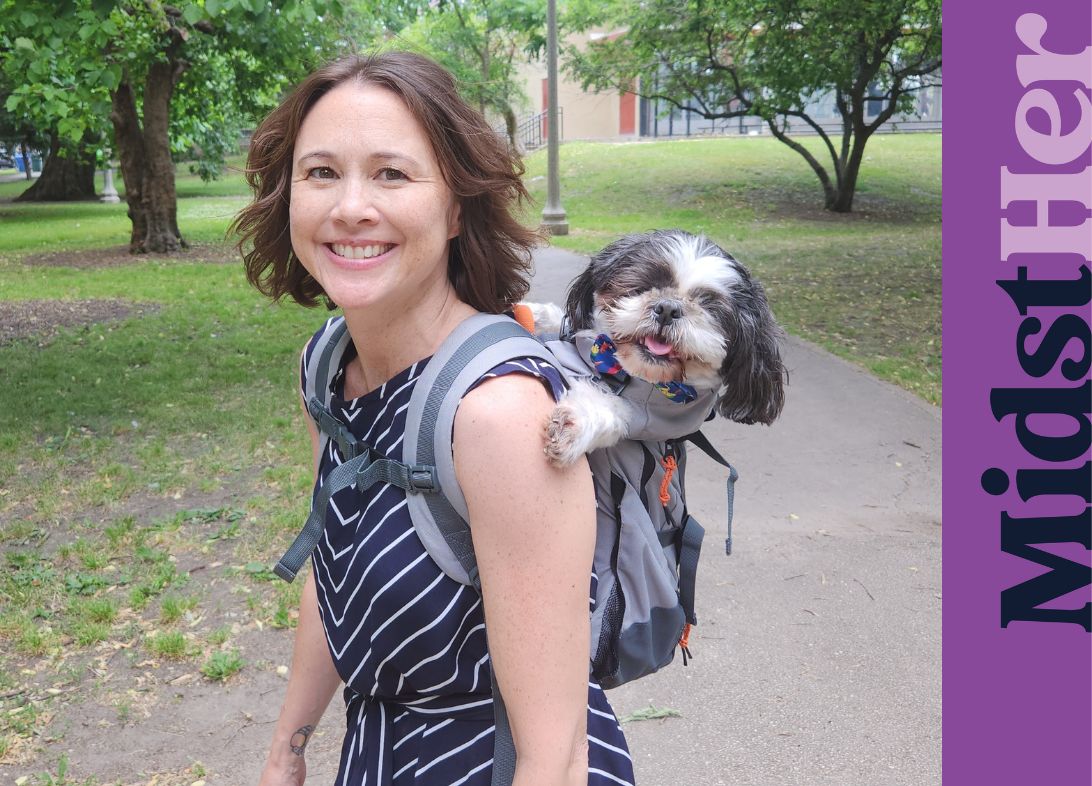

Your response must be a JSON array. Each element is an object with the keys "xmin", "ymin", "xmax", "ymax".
[
  {"xmin": 589, "ymin": 733, "xmax": 632, "ymax": 760},
  {"xmin": 376, "ymin": 700, "xmax": 386, "ymax": 783},
  {"xmin": 392, "ymin": 722, "xmax": 425, "ymax": 750},
  {"xmin": 413, "ymin": 623, "xmax": 487, "ymax": 694},
  {"xmin": 344, "ymin": 569, "xmax": 447, "ymax": 678},
  {"xmin": 469, "ymin": 652, "xmax": 489, "ymax": 693},
  {"xmin": 318, "ymin": 534, "xmax": 423, "ymax": 637},
  {"xmin": 415, "ymin": 725, "xmax": 494, "ymax": 776},
  {"xmin": 315, "ymin": 498, "xmax": 409, "ymax": 595},
  {"xmin": 446, "ymin": 758, "xmax": 495, "ymax": 786},
  {"xmin": 397, "ymin": 696, "xmax": 493, "ymax": 714},
  {"xmin": 588, "ymin": 705, "xmax": 618, "ymax": 722},
  {"xmin": 589, "ymin": 767, "xmax": 633, "ymax": 785},
  {"xmin": 369, "ymin": 401, "xmax": 410, "ymax": 453},
  {"xmin": 327, "ymin": 495, "xmax": 361, "ymax": 529},
  {"xmin": 369, "ymin": 585, "xmax": 468, "ymax": 693},
  {"xmin": 393, "ymin": 757, "xmax": 418, "ymax": 780},
  {"xmin": 401, "ymin": 599, "xmax": 482, "ymax": 679},
  {"xmin": 363, "ymin": 374, "xmax": 418, "ymax": 442},
  {"xmin": 422, "ymin": 717, "xmax": 454, "ymax": 738}
]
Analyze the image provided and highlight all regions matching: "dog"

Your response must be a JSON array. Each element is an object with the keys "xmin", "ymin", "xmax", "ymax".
[{"xmin": 533, "ymin": 229, "xmax": 787, "ymax": 466}]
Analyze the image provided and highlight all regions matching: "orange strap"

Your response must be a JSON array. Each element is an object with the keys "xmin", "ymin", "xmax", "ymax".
[
  {"xmin": 511, "ymin": 303, "xmax": 535, "ymax": 334},
  {"xmin": 679, "ymin": 622, "xmax": 692, "ymax": 650},
  {"xmin": 659, "ymin": 455, "xmax": 678, "ymax": 505}
]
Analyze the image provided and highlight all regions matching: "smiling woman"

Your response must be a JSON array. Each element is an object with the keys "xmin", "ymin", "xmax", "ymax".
[
  {"xmin": 232, "ymin": 51, "xmax": 636, "ymax": 786},
  {"xmin": 286, "ymin": 83, "xmax": 462, "ymax": 331}
]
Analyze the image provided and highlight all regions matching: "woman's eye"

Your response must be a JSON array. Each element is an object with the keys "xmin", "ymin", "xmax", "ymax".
[
  {"xmin": 378, "ymin": 167, "xmax": 407, "ymax": 182},
  {"xmin": 307, "ymin": 166, "xmax": 336, "ymax": 180}
]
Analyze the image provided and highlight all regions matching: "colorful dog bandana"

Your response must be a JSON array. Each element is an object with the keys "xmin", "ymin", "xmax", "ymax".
[{"xmin": 590, "ymin": 334, "xmax": 698, "ymax": 404}]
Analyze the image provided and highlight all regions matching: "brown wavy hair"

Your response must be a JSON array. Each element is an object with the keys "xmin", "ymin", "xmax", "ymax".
[{"xmin": 231, "ymin": 51, "xmax": 542, "ymax": 311}]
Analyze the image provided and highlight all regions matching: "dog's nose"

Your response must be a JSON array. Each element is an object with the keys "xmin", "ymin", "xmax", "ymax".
[{"xmin": 652, "ymin": 299, "xmax": 684, "ymax": 326}]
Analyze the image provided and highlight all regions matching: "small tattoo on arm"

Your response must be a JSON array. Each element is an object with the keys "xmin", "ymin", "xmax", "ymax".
[{"xmin": 289, "ymin": 724, "xmax": 315, "ymax": 756}]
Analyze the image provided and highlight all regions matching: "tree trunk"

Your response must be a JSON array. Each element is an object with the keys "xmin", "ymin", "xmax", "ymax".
[
  {"xmin": 14, "ymin": 135, "xmax": 97, "ymax": 202},
  {"xmin": 111, "ymin": 81, "xmax": 148, "ymax": 253},
  {"xmin": 141, "ymin": 58, "xmax": 187, "ymax": 253},
  {"xmin": 832, "ymin": 139, "xmax": 867, "ymax": 213},
  {"xmin": 109, "ymin": 44, "xmax": 188, "ymax": 255},
  {"xmin": 19, "ymin": 141, "xmax": 33, "ymax": 181}
]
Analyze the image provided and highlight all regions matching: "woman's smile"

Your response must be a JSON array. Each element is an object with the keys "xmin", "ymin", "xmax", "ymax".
[{"xmin": 326, "ymin": 241, "xmax": 397, "ymax": 269}]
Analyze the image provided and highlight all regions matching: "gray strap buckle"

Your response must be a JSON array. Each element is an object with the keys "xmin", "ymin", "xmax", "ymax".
[{"xmin": 407, "ymin": 464, "xmax": 439, "ymax": 494}]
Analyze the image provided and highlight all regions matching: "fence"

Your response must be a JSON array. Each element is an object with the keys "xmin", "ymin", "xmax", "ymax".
[
  {"xmin": 497, "ymin": 109, "xmax": 564, "ymax": 151},
  {"xmin": 643, "ymin": 114, "xmax": 942, "ymax": 138}
]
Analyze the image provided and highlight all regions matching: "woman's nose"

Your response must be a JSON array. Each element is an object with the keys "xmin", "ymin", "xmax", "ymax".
[{"xmin": 331, "ymin": 178, "xmax": 380, "ymax": 224}]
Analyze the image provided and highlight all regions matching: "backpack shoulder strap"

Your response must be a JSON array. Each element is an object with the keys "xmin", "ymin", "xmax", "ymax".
[
  {"xmin": 404, "ymin": 312, "xmax": 563, "ymax": 587},
  {"xmin": 301, "ymin": 316, "xmax": 352, "ymax": 456},
  {"xmin": 400, "ymin": 312, "xmax": 561, "ymax": 786}
]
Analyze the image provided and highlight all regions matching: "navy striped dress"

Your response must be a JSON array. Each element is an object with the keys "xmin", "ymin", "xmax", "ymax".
[{"xmin": 301, "ymin": 321, "xmax": 636, "ymax": 786}]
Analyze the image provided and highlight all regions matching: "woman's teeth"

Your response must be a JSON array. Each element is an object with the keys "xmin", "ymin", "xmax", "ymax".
[{"xmin": 331, "ymin": 243, "xmax": 392, "ymax": 259}]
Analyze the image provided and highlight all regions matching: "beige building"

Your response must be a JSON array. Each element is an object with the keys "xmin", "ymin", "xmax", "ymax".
[{"xmin": 513, "ymin": 32, "xmax": 638, "ymax": 144}]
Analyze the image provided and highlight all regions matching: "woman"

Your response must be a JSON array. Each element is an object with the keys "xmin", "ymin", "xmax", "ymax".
[{"xmin": 233, "ymin": 52, "xmax": 635, "ymax": 786}]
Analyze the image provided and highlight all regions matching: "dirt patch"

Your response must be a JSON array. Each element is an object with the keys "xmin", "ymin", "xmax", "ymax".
[
  {"xmin": 0, "ymin": 298, "xmax": 162, "ymax": 346},
  {"xmin": 20, "ymin": 243, "xmax": 241, "ymax": 269}
]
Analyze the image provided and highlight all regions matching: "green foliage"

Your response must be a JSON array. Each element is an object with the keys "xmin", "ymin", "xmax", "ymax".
[{"xmin": 398, "ymin": 0, "xmax": 545, "ymax": 123}]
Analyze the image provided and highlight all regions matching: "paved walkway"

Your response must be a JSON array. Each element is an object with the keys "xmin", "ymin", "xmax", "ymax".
[{"xmin": 529, "ymin": 246, "xmax": 942, "ymax": 786}]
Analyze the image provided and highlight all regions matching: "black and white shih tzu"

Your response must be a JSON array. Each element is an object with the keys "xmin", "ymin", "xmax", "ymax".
[{"xmin": 534, "ymin": 229, "xmax": 787, "ymax": 466}]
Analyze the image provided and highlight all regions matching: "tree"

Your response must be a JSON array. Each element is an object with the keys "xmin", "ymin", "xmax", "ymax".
[
  {"xmin": 564, "ymin": 0, "xmax": 942, "ymax": 212},
  {"xmin": 400, "ymin": 0, "xmax": 545, "ymax": 148},
  {"xmin": 1, "ymin": 0, "xmax": 349, "ymax": 252}
]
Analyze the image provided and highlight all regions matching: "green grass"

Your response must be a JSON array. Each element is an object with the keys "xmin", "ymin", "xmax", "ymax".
[
  {"xmin": 523, "ymin": 133, "xmax": 941, "ymax": 405},
  {"xmin": 0, "ymin": 157, "xmax": 250, "ymax": 257},
  {"xmin": 201, "ymin": 649, "xmax": 245, "ymax": 681}
]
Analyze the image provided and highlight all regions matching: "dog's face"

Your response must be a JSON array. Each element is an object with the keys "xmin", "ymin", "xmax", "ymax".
[{"xmin": 566, "ymin": 230, "xmax": 787, "ymax": 425}]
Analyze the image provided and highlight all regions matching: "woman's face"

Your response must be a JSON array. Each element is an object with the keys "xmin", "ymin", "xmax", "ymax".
[{"xmin": 288, "ymin": 82, "xmax": 461, "ymax": 315}]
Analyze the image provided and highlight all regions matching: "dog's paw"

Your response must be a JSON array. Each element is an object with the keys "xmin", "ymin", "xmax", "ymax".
[{"xmin": 544, "ymin": 401, "xmax": 586, "ymax": 466}]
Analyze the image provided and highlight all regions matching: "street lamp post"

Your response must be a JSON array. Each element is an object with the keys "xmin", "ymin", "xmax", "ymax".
[{"xmin": 541, "ymin": 0, "xmax": 568, "ymax": 235}]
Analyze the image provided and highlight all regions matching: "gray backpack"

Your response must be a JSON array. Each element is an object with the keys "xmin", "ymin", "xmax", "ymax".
[{"xmin": 273, "ymin": 312, "xmax": 737, "ymax": 784}]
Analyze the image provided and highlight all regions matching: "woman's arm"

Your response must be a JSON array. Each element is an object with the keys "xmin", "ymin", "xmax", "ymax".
[
  {"xmin": 454, "ymin": 373, "xmax": 596, "ymax": 786},
  {"xmin": 257, "ymin": 388, "xmax": 342, "ymax": 785},
  {"xmin": 258, "ymin": 570, "xmax": 342, "ymax": 785}
]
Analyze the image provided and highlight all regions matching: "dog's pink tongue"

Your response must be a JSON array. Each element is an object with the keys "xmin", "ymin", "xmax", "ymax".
[{"xmin": 643, "ymin": 336, "xmax": 674, "ymax": 357}]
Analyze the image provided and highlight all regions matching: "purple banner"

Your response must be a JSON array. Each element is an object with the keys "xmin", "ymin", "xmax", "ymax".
[{"xmin": 943, "ymin": 1, "xmax": 1092, "ymax": 784}]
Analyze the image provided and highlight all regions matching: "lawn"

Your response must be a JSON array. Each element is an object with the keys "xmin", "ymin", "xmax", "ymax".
[{"xmin": 0, "ymin": 134, "xmax": 939, "ymax": 780}]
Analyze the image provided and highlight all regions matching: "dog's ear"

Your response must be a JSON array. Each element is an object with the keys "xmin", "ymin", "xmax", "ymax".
[
  {"xmin": 564, "ymin": 264, "xmax": 597, "ymax": 331},
  {"xmin": 715, "ymin": 270, "xmax": 788, "ymax": 425}
]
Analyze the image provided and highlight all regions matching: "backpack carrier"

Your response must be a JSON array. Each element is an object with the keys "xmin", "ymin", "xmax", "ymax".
[{"xmin": 274, "ymin": 313, "xmax": 738, "ymax": 786}]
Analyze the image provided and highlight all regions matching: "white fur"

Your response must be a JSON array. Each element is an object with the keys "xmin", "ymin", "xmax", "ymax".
[
  {"xmin": 662, "ymin": 233, "xmax": 741, "ymax": 294},
  {"xmin": 544, "ymin": 377, "xmax": 631, "ymax": 465},
  {"xmin": 526, "ymin": 301, "xmax": 564, "ymax": 334}
]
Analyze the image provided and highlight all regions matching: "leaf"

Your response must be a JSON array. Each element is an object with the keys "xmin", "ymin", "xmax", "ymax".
[
  {"xmin": 206, "ymin": 0, "xmax": 222, "ymax": 15},
  {"xmin": 14, "ymin": 37, "xmax": 36, "ymax": 52},
  {"xmin": 618, "ymin": 704, "xmax": 682, "ymax": 723},
  {"xmin": 182, "ymin": 3, "xmax": 205, "ymax": 25}
]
